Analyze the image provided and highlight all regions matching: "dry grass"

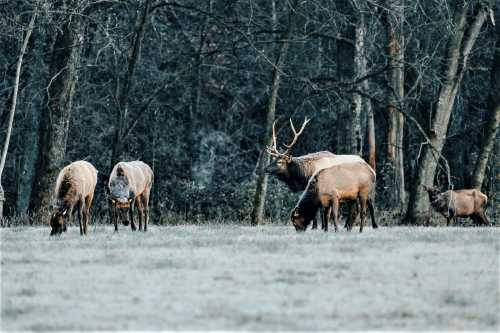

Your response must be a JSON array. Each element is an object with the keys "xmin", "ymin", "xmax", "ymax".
[{"xmin": 1, "ymin": 224, "xmax": 499, "ymax": 330}]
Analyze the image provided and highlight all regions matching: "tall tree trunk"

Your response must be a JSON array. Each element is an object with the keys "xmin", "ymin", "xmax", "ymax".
[
  {"xmin": 0, "ymin": 9, "xmax": 37, "ymax": 222},
  {"xmin": 384, "ymin": 0, "xmax": 406, "ymax": 215},
  {"xmin": 406, "ymin": 1, "xmax": 491, "ymax": 225},
  {"xmin": 250, "ymin": 0, "xmax": 300, "ymax": 226},
  {"xmin": 30, "ymin": 1, "xmax": 82, "ymax": 215},
  {"xmin": 336, "ymin": 0, "xmax": 356, "ymax": 154},
  {"xmin": 352, "ymin": 9, "xmax": 366, "ymax": 156},
  {"xmin": 109, "ymin": 0, "xmax": 152, "ymax": 169},
  {"xmin": 472, "ymin": 19, "xmax": 500, "ymax": 189}
]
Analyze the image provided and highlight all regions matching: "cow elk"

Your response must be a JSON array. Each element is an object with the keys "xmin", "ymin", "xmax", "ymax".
[
  {"xmin": 49, "ymin": 160, "xmax": 98, "ymax": 236},
  {"xmin": 108, "ymin": 161, "xmax": 153, "ymax": 232},
  {"xmin": 424, "ymin": 186, "xmax": 490, "ymax": 226},
  {"xmin": 291, "ymin": 162, "xmax": 376, "ymax": 233}
]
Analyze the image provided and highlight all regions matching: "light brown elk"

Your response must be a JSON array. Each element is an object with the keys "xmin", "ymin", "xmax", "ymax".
[
  {"xmin": 265, "ymin": 117, "xmax": 377, "ymax": 229},
  {"xmin": 291, "ymin": 162, "xmax": 376, "ymax": 233},
  {"xmin": 423, "ymin": 186, "xmax": 490, "ymax": 226},
  {"xmin": 49, "ymin": 160, "xmax": 97, "ymax": 236},
  {"xmin": 108, "ymin": 161, "xmax": 153, "ymax": 232}
]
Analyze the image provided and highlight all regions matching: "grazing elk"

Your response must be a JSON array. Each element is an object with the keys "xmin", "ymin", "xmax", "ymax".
[
  {"xmin": 423, "ymin": 186, "xmax": 490, "ymax": 226},
  {"xmin": 49, "ymin": 160, "xmax": 97, "ymax": 236},
  {"xmin": 265, "ymin": 117, "xmax": 376, "ymax": 229},
  {"xmin": 108, "ymin": 161, "xmax": 153, "ymax": 232},
  {"xmin": 291, "ymin": 162, "xmax": 376, "ymax": 233}
]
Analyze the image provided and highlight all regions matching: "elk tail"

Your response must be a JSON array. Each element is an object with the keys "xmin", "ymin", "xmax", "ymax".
[{"xmin": 368, "ymin": 199, "xmax": 378, "ymax": 229}]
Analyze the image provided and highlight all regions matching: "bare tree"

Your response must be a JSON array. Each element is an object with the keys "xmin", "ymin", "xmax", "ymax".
[
  {"xmin": 0, "ymin": 8, "xmax": 37, "ymax": 222},
  {"xmin": 472, "ymin": 15, "xmax": 499, "ymax": 189},
  {"xmin": 250, "ymin": 0, "xmax": 300, "ymax": 226},
  {"xmin": 406, "ymin": 0, "xmax": 493, "ymax": 224},
  {"xmin": 383, "ymin": 0, "xmax": 406, "ymax": 215},
  {"xmin": 30, "ymin": 0, "xmax": 83, "ymax": 215}
]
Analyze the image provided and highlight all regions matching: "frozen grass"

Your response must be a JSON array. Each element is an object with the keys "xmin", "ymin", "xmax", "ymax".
[{"xmin": 1, "ymin": 224, "xmax": 499, "ymax": 330}]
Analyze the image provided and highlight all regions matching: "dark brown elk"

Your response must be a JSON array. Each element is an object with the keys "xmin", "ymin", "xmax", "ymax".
[
  {"xmin": 265, "ymin": 117, "xmax": 376, "ymax": 229},
  {"xmin": 49, "ymin": 160, "xmax": 97, "ymax": 236},
  {"xmin": 291, "ymin": 162, "xmax": 376, "ymax": 233},
  {"xmin": 108, "ymin": 161, "xmax": 153, "ymax": 232},
  {"xmin": 423, "ymin": 186, "xmax": 490, "ymax": 226}
]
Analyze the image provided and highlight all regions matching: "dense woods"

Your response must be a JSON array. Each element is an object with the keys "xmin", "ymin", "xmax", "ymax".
[{"xmin": 0, "ymin": 0, "xmax": 498, "ymax": 225}]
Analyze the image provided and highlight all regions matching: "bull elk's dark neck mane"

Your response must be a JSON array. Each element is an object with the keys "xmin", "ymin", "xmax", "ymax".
[{"xmin": 283, "ymin": 151, "xmax": 336, "ymax": 192}]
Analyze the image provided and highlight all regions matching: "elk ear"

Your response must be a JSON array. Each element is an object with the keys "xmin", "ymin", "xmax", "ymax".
[
  {"xmin": 284, "ymin": 155, "xmax": 292, "ymax": 163},
  {"xmin": 293, "ymin": 209, "xmax": 299, "ymax": 217}
]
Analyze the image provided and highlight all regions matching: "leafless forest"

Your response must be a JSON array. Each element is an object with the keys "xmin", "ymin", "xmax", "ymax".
[{"xmin": 0, "ymin": 0, "xmax": 499, "ymax": 225}]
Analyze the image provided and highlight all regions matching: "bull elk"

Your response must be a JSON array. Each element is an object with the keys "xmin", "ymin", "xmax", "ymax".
[
  {"xmin": 49, "ymin": 160, "xmax": 97, "ymax": 236},
  {"xmin": 108, "ymin": 161, "xmax": 154, "ymax": 232},
  {"xmin": 424, "ymin": 186, "xmax": 490, "ymax": 226},
  {"xmin": 291, "ymin": 162, "xmax": 376, "ymax": 232},
  {"xmin": 265, "ymin": 117, "xmax": 377, "ymax": 229}
]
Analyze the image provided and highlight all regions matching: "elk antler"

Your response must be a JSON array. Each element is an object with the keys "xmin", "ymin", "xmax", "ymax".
[
  {"xmin": 265, "ymin": 117, "xmax": 311, "ymax": 157},
  {"xmin": 283, "ymin": 117, "xmax": 311, "ymax": 152},
  {"xmin": 266, "ymin": 120, "xmax": 286, "ymax": 157}
]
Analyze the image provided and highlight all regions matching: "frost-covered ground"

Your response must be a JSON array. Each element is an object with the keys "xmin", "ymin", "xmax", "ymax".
[{"xmin": 1, "ymin": 224, "xmax": 499, "ymax": 330}]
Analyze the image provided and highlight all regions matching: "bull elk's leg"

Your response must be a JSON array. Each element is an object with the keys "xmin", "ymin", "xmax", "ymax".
[
  {"xmin": 446, "ymin": 217, "xmax": 451, "ymax": 226},
  {"xmin": 129, "ymin": 203, "xmax": 137, "ymax": 231},
  {"xmin": 331, "ymin": 199, "xmax": 340, "ymax": 233}
]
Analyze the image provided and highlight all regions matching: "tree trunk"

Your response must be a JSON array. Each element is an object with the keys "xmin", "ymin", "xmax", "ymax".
[
  {"xmin": 29, "ymin": 1, "xmax": 82, "ymax": 215},
  {"xmin": 384, "ymin": 0, "xmax": 406, "ymax": 215},
  {"xmin": 0, "ymin": 9, "xmax": 37, "ymax": 221},
  {"xmin": 250, "ymin": 0, "xmax": 300, "ymax": 226},
  {"xmin": 406, "ymin": 1, "xmax": 490, "ymax": 225},
  {"xmin": 352, "ymin": 10, "xmax": 366, "ymax": 156},
  {"xmin": 336, "ymin": 0, "xmax": 356, "ymax": 154},
  {"xmin": 110, "ymin": 0, "xmax": 152, "ymax": 169},
  {"xmin": 472, "ymin": 20, "xmax": 500, "ymax": 189}
]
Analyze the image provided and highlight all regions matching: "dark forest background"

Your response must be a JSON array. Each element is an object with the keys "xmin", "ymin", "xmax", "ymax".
[{"xmin": 0, "ymin": 0, "xmax": 498, "ymax": 225}]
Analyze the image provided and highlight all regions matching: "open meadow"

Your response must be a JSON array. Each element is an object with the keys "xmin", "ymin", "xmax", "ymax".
[{"xmin": 1, "ymin": 224, "xmax": 499, "ymax": 330}]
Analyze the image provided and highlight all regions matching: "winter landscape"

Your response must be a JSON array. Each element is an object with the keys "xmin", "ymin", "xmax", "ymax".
[{"xmin": 1, "ymin": 225, "xmax": 498, "ymax": 330}]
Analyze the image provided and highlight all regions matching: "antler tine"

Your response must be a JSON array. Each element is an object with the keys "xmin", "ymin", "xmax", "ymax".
[
  {"xmin": 265, "ymin": 120, "xmax": 285, "ymax": 157},
  {"xmin": 284, "ymin": 117, "xmax": 311, "ymax": 150}
]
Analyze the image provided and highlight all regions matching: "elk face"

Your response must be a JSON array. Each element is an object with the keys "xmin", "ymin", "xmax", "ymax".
[
  {"xmin": 265, "ymin": 117, "xmax": 310, "ymax": 176},
  {"xmin": 265, "ymin": 155, "xmax": 292, "ymax": 177},
  {"xmin": 291, "ymin": 208, "xmax": 310, "ymax": 232},
  {"xmin": 108, "ymin": 176, "xmax": 134, "ymax": 208},
  {"xmin": 49, "ymin": 208, "xmax": 68, "ymax": 236}
]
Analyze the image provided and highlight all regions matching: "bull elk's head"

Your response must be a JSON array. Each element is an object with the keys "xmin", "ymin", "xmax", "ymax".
[{"xmin": 264, "ymin": 117, "xmax": 310, "ymax": 176}]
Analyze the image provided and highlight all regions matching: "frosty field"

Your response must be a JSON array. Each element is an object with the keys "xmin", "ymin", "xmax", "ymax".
[{"xmin": 1, "ymin": 224, "xmax": 499, "ymax": 330}]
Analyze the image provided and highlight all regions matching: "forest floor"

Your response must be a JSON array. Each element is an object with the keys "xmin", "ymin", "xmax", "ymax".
[{"xmin": 1, "ymin": 224, "xmax": 499, "ymax": 330}]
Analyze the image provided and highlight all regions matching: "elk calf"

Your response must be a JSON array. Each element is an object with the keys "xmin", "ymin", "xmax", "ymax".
[
  {"xmin": 49, "ymin": 161, "xmax": 97, "ymax": 236},
  {"xmin": 291, "ymin": 162, "xmax": 376, "ymax": 233},
  {"xmin": 424, "ymin": 186, "xmax": 490, "ymax": 226},
  {"xmin": 108, "ymin": 161, "xmax": 153, "ymax": 232}
]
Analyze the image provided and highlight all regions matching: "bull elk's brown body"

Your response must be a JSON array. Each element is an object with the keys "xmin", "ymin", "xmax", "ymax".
[
  {"xmin": 108, "ymin": 161, "xmax": 153, "ymax": 232},
  {"xmin": 50, "ymin": 160, "xmax": 97, "ymax": 236},
  {"xmin": 424, "ymin": 186, "xmax": 490, "ymax": 226},
  {"xmin": 292, "ymin": 162, "xmax": 376, "ymax": 232}
]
